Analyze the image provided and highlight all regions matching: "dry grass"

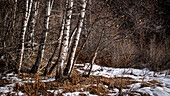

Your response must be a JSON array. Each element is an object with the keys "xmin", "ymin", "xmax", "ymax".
[
  {"xmin": 0, "ymin": 76, "xmax": 11, "ymax": 87},
  {"xmin": 168, "ymin": 72, "xmax": 170, "ymax": 75},
  {"xmin": 0, "ymin": 70, "xmax": 163, "ymax": 96}
]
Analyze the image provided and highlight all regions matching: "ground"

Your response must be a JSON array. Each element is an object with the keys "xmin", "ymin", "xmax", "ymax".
[{"xmin": 0, "ymin": 63, "xmax": 170, "ymax": 96}]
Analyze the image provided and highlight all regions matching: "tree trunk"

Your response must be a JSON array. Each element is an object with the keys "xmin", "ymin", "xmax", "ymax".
[
  {"xmin": 3, "ymin": 0, "xmax": 18, "ymax": 52},
  {"xmin": 13, "ymin": 0, "xmax": 17, "ymax": 28},
  {"xmin": 43, "ymin": 14, "xmax": 65, "ymax": 76},
  {"xmin": 30, "ymin": 0, "xmax": 54, "ymax": 73},
  {"xmin": 64, "ymin": 0, "xmax": 87, "ymax": 76},
  {"xmin": 29, "ymin": 0, "xmax": 39, "ymax": 51},
  {"xmin": 17, "ymin": 0, "xmax": 33, "ymax": 74},
  {"xmin": 85, "ymin": 28, "xmax": 105, "ymax": 77},
  {"xmin": 45, "ymin": 0, "xmax": 69, "ymax": 75},
  {"xmin": 68, "ymin": 16, "xmax": 108, "ymax": 77},
  {"xmin": 68, "ymin": 27, "xmax": 77, "ymax": 49},
  {"xmin": 47, "ymin": 25, "xmax": 77, "ymax": 75},
  {"xmin": 55, "ymin": 0, "xmax": 73, "ymax": 79}
]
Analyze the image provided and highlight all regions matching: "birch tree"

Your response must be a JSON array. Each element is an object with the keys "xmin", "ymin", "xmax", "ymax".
[
  {"xmin": 82, "ymin": 27, "xmax": 105, "ymax": 77},
  {"xmin": 55, "ymin": 0, "xmax": 74, "ymax": 79},
  {"xmin": 29, "ymin": 0, "xmax": 39, "ymax": 51},
  {"xmin": 64, "ymin": 0, "xmax": 87, "ymax": 76},
  {"xmin": 44, "ymin": 0, "xmax": 70, "ymax": 75},
  {"xmin": 68, "ymin": 8, "xmax": 107, "ymax": 77},
  {"xmin": 17, "ymin": 0, "xmax": 33, "ymax": 74},
  {"xmin": 43, "ymin": 14, "xmax": 65, "ymax": 76},
  {"xmin": 30, "ymin": 0, "xmax": 54, "ymax": 73}
]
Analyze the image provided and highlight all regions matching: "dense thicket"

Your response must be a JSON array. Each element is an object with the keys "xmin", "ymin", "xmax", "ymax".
[{"xmin": 98, "ymin": 0, "xmax": 170, "ymax": 71}]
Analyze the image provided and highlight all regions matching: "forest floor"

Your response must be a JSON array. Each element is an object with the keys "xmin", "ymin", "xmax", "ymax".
[{"xmin": 0, "ymin": 64, "xmax": 170, "ymax": 96}]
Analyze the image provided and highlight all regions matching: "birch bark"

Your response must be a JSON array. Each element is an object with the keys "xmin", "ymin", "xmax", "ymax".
[
  {"xmin": 64, "ymin": 0, "xmax": 87, "ymax": 76},
  {"xmin": 55, "ymin": 0, "xmax": 73, "ymax": 79},
  {"xmin": 29, "ymin": 0, "xmax": 39, "ymax": 50},
  {"xmin": 17, "ymin": 0, "xmax": 33, "ymax": 74},
  {"xmin": 47, "ymin": 0, "xmax": 69, "ymax": 75},
  {"xmin": 68, "ymin": 27, "xmax": 77, "ymax": 49},
  {"xmin": 86, "ymin": 28, "xmax": 105, "ymax": 77},
  {"xmin": 43, "ymin": 14, "xmax": 65, "ymax": 75},
  {"xmin": 47, "ymin": 23, "xmax": 76, "ymax": 75},
  {"xmin": 30, "ymin": 0, "xmax": 54, "ymax": 73}
]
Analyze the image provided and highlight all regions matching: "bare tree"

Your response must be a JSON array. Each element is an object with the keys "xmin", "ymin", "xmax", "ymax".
[
  {"xmin": 29, "ymin": 0, "xmax": 40, "ymax": 51},
  {"xmin": 30, "ymin": 0, "xmax": 54, "ymax": 73},
  {"xmin": 43, "ymin": 0, "xmax": 70, "ymax": 76},
  {"xmin": 13, "ymin": 0, "xmax": 18, "ymax": 28},
  {"xmin": 64, "ymin": 0, "xmax": 87, "ymax": 76},
  {"xmin": 86, "ymin": 28, "xmax": 105, "ymax": 77},
  {"xmin": 17, "ymin": 0, "xmax": 33, "ymax": 74},
  {"xmin": 43, "ymin": 12, "xmax": 66, "ymax": 76},
  {"xmin": 55, "ymin": 0, "xmax": 74, "ymax": 79}
]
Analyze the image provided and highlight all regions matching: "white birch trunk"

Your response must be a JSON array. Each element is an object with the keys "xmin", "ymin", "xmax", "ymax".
[
  {"xmin": 30, "ymin": 0, "xmax": 54, "ymax": 73},
  {"xmin": 85, "ymin": 31, "xmax": 104, "ymax": 77},
  {"xmin": 43, "ymin": 15, "xmax": 65, "ymax": 75},
  {"xmin": 68, "ymin": 27, "xmax": 77, "ymax": 49},
  {"xmin": 41, "ymin": 0, "xmax": 53, "ymax": 60},
  {"xmin": 17, "ymin": 0, "xmax": 33, "ymax": 73},
  {"xmin": 86, "ymin": 28, "xmax": 105, "ymax": 77},
  {"xmin": 29, "ymin": 1, "xmax": 39, "ymax": 49},
  {"xmin": 55, "ymin": 0, "xmax": 73, "ymax": 79},
  {"xmin": 64, "ymin": 0, "xmax": 87, "ymax": 76},
  {"xmin": 46, "ymin": 0, "xmax": 71, "ymax": 75}
]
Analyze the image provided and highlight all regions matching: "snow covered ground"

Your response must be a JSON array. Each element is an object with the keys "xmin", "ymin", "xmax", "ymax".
[
  {"xmin": 77, "ymin": 64, "xmax": 170, "ymax": 96},
  {"xmin": 0, "ymin": 64, "xmax": 170, "ymax": 96}
]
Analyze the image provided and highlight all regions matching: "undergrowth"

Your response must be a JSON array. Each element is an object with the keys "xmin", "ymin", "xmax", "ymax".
[{"xmin": 0, "ymin": 69, "xmax": 162, "ymax": 96}]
